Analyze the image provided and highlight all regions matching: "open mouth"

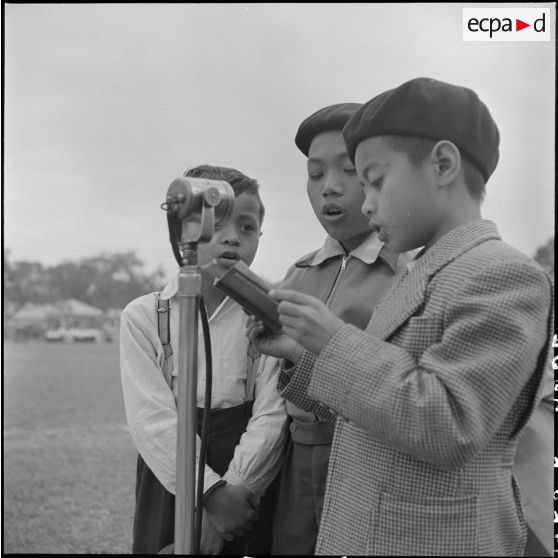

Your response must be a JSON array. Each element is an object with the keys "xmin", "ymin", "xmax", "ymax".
[
  {"xmin": 217, "ymin": 251, "xmax": 240, "ymax": 263},
  {"xmin": 375, "ymin": 226, "xmax": 388, "ymax": 242},
  {"xmin": 322, "ymin": 203, "xmax": 345, "ymax": 218}
]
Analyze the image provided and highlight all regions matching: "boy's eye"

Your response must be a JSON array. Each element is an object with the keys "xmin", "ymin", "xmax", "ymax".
[
  {"xmin": 239, "ymin": 223, "xmax": 257, "ymax": 233},
  {"xmin": 308, "ymin": 172, "xmax": 323, "ymax": 180},
  {"xmin": 371, "ymin": 176, "xmax": 384, "ymax": 189},
  {"xmin": 344, "ymin": 168, "xmax": 357, "ymax": 175}
]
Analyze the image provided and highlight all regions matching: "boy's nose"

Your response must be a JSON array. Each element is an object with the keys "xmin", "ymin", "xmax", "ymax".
[
  {"xmin": 221, "ymin": 231, "xmax": 240, "ymax": 246},
  {"xmin": 217, "ymin": 222, "xmax": 241, "ymax": 246},
  {"xmin": 321, "ymin": 174, "xmax": 343, "ymax": 197},
  {"xmin": 361, "ymin": 191, "xmax": 377, "ymax": 216},
  {"xmin": 223, "ymin": 238, "xmax": 240, "ymax": 247}
]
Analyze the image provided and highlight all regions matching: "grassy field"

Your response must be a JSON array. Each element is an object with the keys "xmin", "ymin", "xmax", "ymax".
[{"xmin": 3, "ymin": 341, "xmax": 137, "ymax": 554}]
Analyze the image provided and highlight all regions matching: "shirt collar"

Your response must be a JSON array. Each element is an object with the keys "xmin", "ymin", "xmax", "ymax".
[
  {"xmin": 295, "ymin": 232, "xmax": 399, "ymax": 273},
  {"xmin": 406, "ymin": 247, "xmax": 426, "ymax": 272},
  {"xmin": 159, "ymin": 273, "xmax": 178, "ymax": 300},
  {"xmin": 159, "ymin": 272, "xmax": 232, "ymax": 320}
]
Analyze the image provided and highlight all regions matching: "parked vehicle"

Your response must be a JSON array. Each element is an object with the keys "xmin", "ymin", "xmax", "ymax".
[{"xmin": 44, "ymin": 328, "xmax": 101, "ymax": 342}]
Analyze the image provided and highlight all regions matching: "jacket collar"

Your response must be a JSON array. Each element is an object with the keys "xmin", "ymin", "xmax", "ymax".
[
  {"xmin": 408, "ymin": 219, "xmax": 501, "ymax": 279},
  {"xmin": 295, "ymin": 232, "xmax": 399, "ymax": 274},
  {"xmin": 368, "ymin": 219, "xmax": 502, "ymax": 340}
]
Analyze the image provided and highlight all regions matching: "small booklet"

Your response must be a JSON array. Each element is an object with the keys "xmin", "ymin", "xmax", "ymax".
[{"xmin": 201, "ymin": 260, "xmax": 282, "ymax": 333}]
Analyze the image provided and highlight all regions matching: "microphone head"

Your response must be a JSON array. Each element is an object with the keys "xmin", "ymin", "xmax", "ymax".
[
  {"xmin": 165, "ymin": 177, "xmax": 235, "ymax": 224},
  {"xmin": 166, "ymin": 177, "xmax": 194, "ymax": 219}
]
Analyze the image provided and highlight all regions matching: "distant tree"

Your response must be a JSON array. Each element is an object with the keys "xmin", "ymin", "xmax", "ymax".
[
  {"xmin": 73, "ymin": 252, "xmax": 166, "ymax": 309},
  {"xmin": 533, "ymin": 237, "xmax": 554, "ymax": 280},
  {"xmin": 3, "ymin": 250, "xmax": 51, "ymax": 308},
  {"xmin": 3, "ymin": 250, "xmax": 167, "ymax": 311}
]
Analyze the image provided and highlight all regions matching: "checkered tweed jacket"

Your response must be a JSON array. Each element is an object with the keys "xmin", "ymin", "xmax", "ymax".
[{"xmin": 303, "ymin": 220, "xmax": 553, "ymax": 556}]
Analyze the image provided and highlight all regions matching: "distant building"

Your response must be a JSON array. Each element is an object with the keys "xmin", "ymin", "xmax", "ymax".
[
  {"xmin": 6, "ymin": 299, "xmax": 120, "ymax": 342},
  {"xmin": 53, "ymin": 299, "xmax": 104, "ymax": 329},
  {"xmin": 102, "ymin": 308, "xmax": 122, "ymax": 343},
  {"xmin": 8, "ymin": 302, "xmax": 59, "ymax": 341}
]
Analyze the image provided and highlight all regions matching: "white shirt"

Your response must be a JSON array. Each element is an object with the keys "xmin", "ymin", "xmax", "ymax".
[
  {"xmin": 119, "ymin": 274, "xmax": 288, "ymax": 499},
  {"xmin": 406, "ymin": 246, "xmax": 426, "ymax": 272}
]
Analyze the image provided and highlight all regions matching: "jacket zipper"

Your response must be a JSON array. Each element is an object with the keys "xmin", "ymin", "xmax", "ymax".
[{"xmin": 324, "ymin": 255, "xmax": 350, "ymax": 305}]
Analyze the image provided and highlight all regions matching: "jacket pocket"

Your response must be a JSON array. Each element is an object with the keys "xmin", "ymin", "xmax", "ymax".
[{"xmin": 369, "ymin": 491, "xmax": 478, "ymax": 556}]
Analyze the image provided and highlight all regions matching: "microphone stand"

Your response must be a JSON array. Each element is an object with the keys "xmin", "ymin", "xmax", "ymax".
[
  {"xmin": 174, "ymin": 242, "xmax": 200, "ymax": 555},
  {"xmin": 174, "ymin": 197, "xmax": 220, "ymax": 555},
  {"xmin": 164, "ymin": 177, "xmax": 234, "ymax": 554}
]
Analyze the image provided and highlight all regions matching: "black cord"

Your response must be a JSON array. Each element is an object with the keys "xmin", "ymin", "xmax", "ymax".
[
  {"xmin": 195, "ymin": 297, "xmax": 212, "ymax": 554},
  {"xmin": 167, "ymin": 213, "xmax": 184, "ymax": 267}
]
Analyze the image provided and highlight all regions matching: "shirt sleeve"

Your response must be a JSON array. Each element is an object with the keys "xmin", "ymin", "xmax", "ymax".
[
  {"xmin": 119, "ymin": 298, "xmax": 222, "ymax": 496},
  {"xmin": 308, "ymin": 259, "xmax": 553, "ymax": 470},
  {"xmin": 223, "ymin": 355, "xmax": 288, "ymax": 499}
]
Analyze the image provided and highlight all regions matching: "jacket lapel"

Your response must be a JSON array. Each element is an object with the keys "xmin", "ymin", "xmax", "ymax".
[
  {"xmin": 367, "ymin": 262, "xmax": 428, "ymax": 340},
  {"xmin": 368, "ymin": 220, "xmax": 501, "ymax": 340}
]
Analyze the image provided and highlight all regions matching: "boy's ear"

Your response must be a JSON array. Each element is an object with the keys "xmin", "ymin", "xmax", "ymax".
[{"xmin": 430, "ymin": 140, "xmax": 461, "ymax": 186}]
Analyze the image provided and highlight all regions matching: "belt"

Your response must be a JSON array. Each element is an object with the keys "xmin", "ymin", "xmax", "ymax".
[{"xmin": 289, "ymin": 418, "xmax": 334, "ymax": 445}]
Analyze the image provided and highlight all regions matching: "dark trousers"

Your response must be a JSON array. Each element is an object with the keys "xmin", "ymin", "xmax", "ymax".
[
  {"xmin": 272, "ymin": 420, "xmax": 333, "ymax": 555},
  {"xmin": 132, "ymin": 403, "xmax": 279, "ymax": 555}
]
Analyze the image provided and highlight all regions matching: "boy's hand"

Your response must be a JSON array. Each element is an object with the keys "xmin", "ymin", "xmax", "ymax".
[
  {"xmin": 204, "ymin": 483, "xmax": 259, "ymax": 541},
  {"xmin": 246, "ymin": 316, "xmax": 304, "ymax": 362},
  {"xmin": 200, "ymin": 509, "xmax": 224, "ymax": 555},
  {"xmin": 271, "ymin": 289, "xmax": 345, "ymax": 354}
]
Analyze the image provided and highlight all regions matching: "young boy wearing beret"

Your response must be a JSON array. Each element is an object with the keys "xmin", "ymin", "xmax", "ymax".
[
  {"xmin": 271, "ymin": 103, "xmax": 407, "ymax": 555},
  {"xmin": 249, "ymin": 78, "xmax": 553, "ymax": 556}
]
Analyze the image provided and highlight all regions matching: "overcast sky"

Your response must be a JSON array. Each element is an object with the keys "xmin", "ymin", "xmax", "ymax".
[{"xmin": 3, "ymin": 2, "xmax": 555, "ymax": 283}]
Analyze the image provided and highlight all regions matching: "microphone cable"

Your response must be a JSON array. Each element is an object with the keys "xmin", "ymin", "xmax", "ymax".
[
  {"xmin": 195, "ymin": 299, "xmax": 212, "ymax": 554},
  {"xmin": 167, "ymin": 213, "xmax": 184, "ymax": 269}
]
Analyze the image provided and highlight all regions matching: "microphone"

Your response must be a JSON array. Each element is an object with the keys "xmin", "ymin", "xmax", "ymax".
[{"xmin": 165, "ymin": 177, "xmax": 235, "ymax": 226}]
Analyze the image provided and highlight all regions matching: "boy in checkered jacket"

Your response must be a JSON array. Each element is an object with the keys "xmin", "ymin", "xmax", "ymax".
[{"xmin": 248, "ymin": 78, "xmax": 553, "ymax": 556}]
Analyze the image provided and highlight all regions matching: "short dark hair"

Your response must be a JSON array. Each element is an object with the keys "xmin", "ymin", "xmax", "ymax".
[
  {"xmin": 183, "ymin": 164, "xmax": 265, "ymax": 224},
  {"xmin": 383, "ymin": 135, "xmax": 486, "ymax": 202}
]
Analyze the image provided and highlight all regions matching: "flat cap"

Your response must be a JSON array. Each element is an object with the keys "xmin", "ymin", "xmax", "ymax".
[
  {"xmin": 343, "ymin": 77, "xmax": 500, "ymax": 181},
  {"xmin": 295, "ymin": 103, "xmax": 361, "ymax": 156}
]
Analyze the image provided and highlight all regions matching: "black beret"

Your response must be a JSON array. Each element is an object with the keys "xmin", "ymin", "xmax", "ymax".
[
  {"xmin": 343, "ymin": 77, "xmax": 500, "ymax": 181},
  {"xmin": 295, "ymin": 103, "xmax": 362, "ymax": 156}
]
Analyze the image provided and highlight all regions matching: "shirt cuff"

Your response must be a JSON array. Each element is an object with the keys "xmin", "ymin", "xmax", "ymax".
[
  {"xmin": 202, "ymin": 479, "xmax": 227, "ymax": 503},
  {"xmin": 282, "ymin": 359, "xmax": 296, "ymax": 375},
  {"xmin": 222, "ymin": 469, "xmax": 255, "ymax": 494},
  {"xmin": 202, "ymin": 467, "xmax": 224, "ymax": 501}
]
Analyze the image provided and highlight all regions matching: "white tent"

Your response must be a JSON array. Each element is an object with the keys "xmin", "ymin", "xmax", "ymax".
[
  {"xmin": 55, "ymin": 299, "xmax": 103, "ymax": 317},
  {"xmin": 11, "ymin": 303, "xmax": 58, "ymax": 325}
]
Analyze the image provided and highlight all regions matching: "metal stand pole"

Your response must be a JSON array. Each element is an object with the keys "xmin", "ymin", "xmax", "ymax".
[{"xmin": 174, "ymin": 245, "xmax": 201, "ymax": 555}]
